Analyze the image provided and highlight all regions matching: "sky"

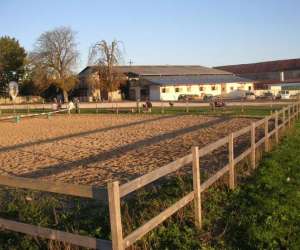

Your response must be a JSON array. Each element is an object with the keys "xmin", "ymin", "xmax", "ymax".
[{"xmin": 1, "ymin": 0, "xmax": 300, "ymax": 72}]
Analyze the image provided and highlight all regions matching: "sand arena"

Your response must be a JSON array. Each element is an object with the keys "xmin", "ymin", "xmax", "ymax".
[{"xmin": 0, "ymin": 114, "xmax": 253, "ymax": 186}]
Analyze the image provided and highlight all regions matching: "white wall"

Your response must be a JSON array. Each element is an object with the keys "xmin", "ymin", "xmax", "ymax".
[
  {"xmin": 158, "ymin": 84, "xmax": 222, "ymax": 101},
  {"xmin": 223, "ymin": 83, "xmax": 253, "ymax": 93},
  {"xmin": 155, "ymin": 83, "xmax": 254, "ymax": 101},
  {"xmin": 269, "ymin": 85, "xmax": 300, "ymax": 96}
]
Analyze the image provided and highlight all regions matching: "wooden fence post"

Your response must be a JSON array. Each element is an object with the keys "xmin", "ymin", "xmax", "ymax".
[
  {"xmin": 288, "ymin": 105, "xmax": 291, "ymax": 128},
  {"xmin": 264, "ymin": 118, "xmax": 269, "ymax": 152},
  {"xmin": 251, "ymin": 122, "xmax": 256, "ymax": 169},
  {"xmin": 161, "ymin": 102, "xmax": 164, "ymax": 114},
  {"xmin": 228, "ymin": 133, "xmax": 235, "ymax": 189},
  {"xmin": 291, "ymin": 104, "xmax": 294, "ymax": 124},
  {"xmin": 192, "ymin": 146, "xmax": 202, "ymax": 229},
  {"xmin": 294, "ymin": 104, "xmax": 296, "ymax": 123},
  {"xmin": 137, "ymin": 100, "xmax": 141, "ymax": 113},
  {"xmin": 185, "ymin": 100, "xmax": 189, "ymax": 113},
  {"xmin": 296, "ymin": 103, "xmax": 298, "ymax": 119},
  {"xmin": 275, "ymin": 111, "xmax": 279, "ymax": 144},
  {"xmin": 108, "ymin": 181, "xmax": 123, "ymax": 250},
  {"xmin": 283, "ymin": 108, "xmax": 286, "ymax": 129}
]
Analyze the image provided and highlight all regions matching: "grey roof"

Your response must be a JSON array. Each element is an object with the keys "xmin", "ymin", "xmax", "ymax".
[
  {"xmin": 79, "ymin": 65, "xmax": 232, "ymax": 77},
  {"xmin": 141, "ymin": 75, "xmax": 252, "ymax": 85},
  {"xmin": 279, "ymin": 83, "xmax": 300, "ymax": 90}
]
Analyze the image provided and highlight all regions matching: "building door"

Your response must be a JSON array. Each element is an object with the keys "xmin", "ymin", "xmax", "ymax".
[
  {"xmin": 140, "ymin": 87, "xmax": 150, "ymax": 100},
  {"xmin": 221, "ymin": 83, "xmax": 226, "ymax": 95}
]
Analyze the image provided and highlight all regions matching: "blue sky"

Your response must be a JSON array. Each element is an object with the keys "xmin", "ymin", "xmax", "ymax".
[{"xmin": 1, "ymin": 0, "xmax": 299, "ymax": 71}]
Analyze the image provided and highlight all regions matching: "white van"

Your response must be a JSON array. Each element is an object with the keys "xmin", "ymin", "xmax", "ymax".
[{"xmin": 277, "ymin": 90, "xmax": 290, "ymax": 100}]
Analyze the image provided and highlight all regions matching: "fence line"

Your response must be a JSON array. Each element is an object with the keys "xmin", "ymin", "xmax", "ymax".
[
  {"xmin": 0, "ymin": 175, "xmax": 107, "ymax": 201},
  {"xmin": 0, "ymin": 218, "xmax": 112, "ymax": 250},
  {"xmin": 0, "ymin": 108, "xmax": 69, "ymax": 122},
  {"xmin": 110, "ymin": 101, "xmax": 300, "ymax": 250},
  {"xmin": 0, "ymin": 102, "xmax": 299, "ymax": 249}
]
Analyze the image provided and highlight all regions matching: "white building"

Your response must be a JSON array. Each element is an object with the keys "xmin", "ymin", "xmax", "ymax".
[
  {"xmin": 131, "ymin": 74, "xmax": 253, "ymax": 101},
  {"xmin": 76, "ymin": 65, "xmax": 253, "ymax": 101},
  {"xmin": 269, "ymin": 83, "xmax": 300, "ymax": 96}
]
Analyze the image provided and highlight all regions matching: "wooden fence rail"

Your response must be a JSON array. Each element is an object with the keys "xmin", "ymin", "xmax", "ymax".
[
  {"xmin": 0, "ymin": 176, "xmax": 110, "ymax": 248},
  {"xmin": 0, "ymin": 102, "xmax": 299, "ymax": 249},
  {"xmin": 108, "ymin": 101, "xmax": 300, "ymax": 250}
]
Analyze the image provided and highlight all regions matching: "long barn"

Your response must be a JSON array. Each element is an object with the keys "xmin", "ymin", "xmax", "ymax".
[{"xmin": 76, "ymin": 65, "xmax": 253, "ymax": 101}]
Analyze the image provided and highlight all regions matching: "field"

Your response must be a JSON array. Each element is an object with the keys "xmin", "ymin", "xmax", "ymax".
[
  {"xmin": 0, "ymin": 114, "xmax": 253, "ymax": 186},
  {"xmin": 0, "ymin": 105, "xmax": 298, "ymax": 250}
]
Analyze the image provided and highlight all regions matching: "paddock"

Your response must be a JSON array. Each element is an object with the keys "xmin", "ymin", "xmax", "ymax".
[{"xmin": 0, "ymin": 114, "xmax": 253, "ymax": 186}]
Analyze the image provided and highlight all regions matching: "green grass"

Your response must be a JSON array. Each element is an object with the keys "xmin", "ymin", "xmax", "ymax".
[
  {"xmin": 221, "ymin": 122, "xmax": 300, "ymax": 249},
  {"xmin": 0, "ymin": 105, "xmax": 283, "ymax": 118},
  {"xmin": 73, "ymin": 105, "xmax": 283, "ymax": 117}
]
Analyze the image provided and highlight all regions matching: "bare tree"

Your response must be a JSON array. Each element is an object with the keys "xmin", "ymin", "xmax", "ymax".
[
  {"xmin": 88, "ymin": 40, "xmax": 125, "ymax": 100},
  {"xmin": 30, "ymin": 27, "xmax": 79, "ymax": 102}
]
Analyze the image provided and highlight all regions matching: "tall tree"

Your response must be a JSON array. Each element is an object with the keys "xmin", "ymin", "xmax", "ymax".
[
  {"xmin": 89, "ymin": 40, "xmax": 125, "ymax": 100},
  {"xmin": 0, "ymin": 36, "xmax": 26, "ymax": 96},
  {"xmin": 30, "ymin": 27, "xmax": 79, "ymax": 102}
]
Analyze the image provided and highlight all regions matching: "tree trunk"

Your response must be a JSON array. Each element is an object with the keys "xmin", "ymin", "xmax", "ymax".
[{"xmin": 63, "ymin": 90, "xmax": 68, "ymax": 103}]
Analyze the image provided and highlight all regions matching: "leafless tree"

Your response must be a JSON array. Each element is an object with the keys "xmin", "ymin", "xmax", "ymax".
[
  {"xmin": 30, "ymin": 27, "xmax": 79, "ymax": 102},
  {"xmin": 88, "ymin": 40, "xmax": 125, "ymax": 100}
]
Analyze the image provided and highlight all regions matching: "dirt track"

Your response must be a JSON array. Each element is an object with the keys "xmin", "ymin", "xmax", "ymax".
[{"xmin": 0, "ymin": 114, "xmax": 253, "ymax": 186}]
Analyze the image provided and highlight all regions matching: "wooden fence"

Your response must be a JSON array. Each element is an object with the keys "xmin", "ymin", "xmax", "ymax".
[
  {"xmin": 108, "ymin": 101, "xmax": 300, "ymax": 250},
  {"xmin": 0, "ymin": 175, "xmax": 112, "ymax": 249},
  {"xmin": 0, "ymin": 102, "xmax": 299, "ymax": 249},
  {"xmin": 0, "ymin": 108, "xmax": 69, "ymax": 123}
]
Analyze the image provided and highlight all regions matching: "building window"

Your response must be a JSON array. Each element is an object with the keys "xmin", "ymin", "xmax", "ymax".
[
  {"xmin": 161, "ymin": 87, "xmax": 170, "ymax": 93},
  {"xmin": 175, "ymin": 87, "xmax": 182, "ymax": 93},
  {"xmin": 199, "ymin": 86, "xmax": 204, "ymax": 91},
  {"xmin": 211, "ymin": 85, "xmax": 216, "ymax": 91},
  {"xmin": 187, "ymin": 86, "xmax": 192, "ymax": 92}
]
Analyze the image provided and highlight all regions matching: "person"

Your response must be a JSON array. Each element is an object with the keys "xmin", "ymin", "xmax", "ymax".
[
  {"xmin": 74, "ymin": 98, "xmax": 80, "ymax": 113},
  {"xmin": 145, "ymin": 99, "xmax": 152, "ymax": 112},
  {"xmin": 52, "ymin": 98, "xmax": 58, "ymax": 111},
  {"xmin": 210, "ymin": 98, "xmax": 215, "ymax": 111},
  {"xmin": 57, "ymin": 99, "xmax": 62, "ymax": 110}
]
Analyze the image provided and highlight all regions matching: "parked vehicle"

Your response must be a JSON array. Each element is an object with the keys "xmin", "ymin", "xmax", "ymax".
[
  {"xmin": 210, "ymin": 97, "xmax": 226, "ymax": 108},
  {"xmin": 223, "ymin": 89, "xmax": 247, "ymax": 100},
  {"xmin": 245, "ymin": 92, "xmax": 256, "ymax": 100},
  {"xmin": 259, "ymin": 92, "xmax": 275, "ymax": 100},
  {"xmin": 277, "ymin": 90, "xmax": 290, "ymax": 100},
  {"xmin": 203, "ymin": 94, "xmax": 214, "ymax": 102},
  {"xmin": 178, "ymin": 94, "xmax": 200, "ymax": 101}
]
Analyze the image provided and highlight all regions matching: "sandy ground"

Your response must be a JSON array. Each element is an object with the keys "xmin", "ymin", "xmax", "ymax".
[{"xmin": 0, "ymin": 114, "xmax": 254, "ymax": 186}]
